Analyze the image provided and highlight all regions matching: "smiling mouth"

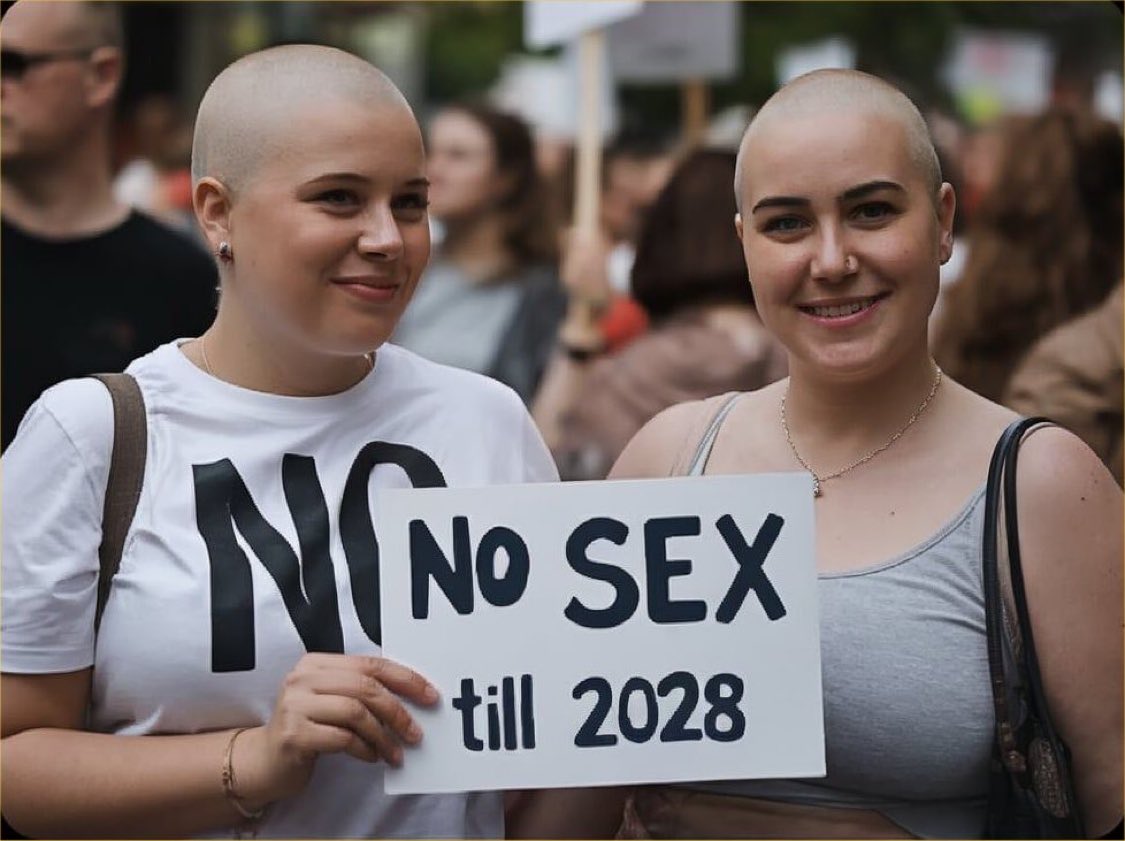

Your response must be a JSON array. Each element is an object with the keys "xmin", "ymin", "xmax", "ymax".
[{"xmin": 799, "ymin": 294, "xmax": 887, "ymax": 318}]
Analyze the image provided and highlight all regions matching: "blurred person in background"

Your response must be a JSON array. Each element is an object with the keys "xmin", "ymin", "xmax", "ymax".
[
  {"xmin": 392, "ymin": 102, "xmax": 565, "ymax": 403},
  {"xmin": 113, "ymin": 93, "xmax": 198, "ymax": 237},
  {"xmin": 545, "ymin": 133, "xmax": 680, "ymax": 355},
  {"xmin": 596, "ymin": 134, "xmax": 679, "ymax": 352},
  {"xmin": 0, "ymin": 0, "xmax": 216, "ymax": 450},
  {"xmin": 533, "ymin": 149, "xmax": 786, "ymax": 481},
  {"xmin": 933, "ymin": 107, "xmax": 1123, "ymax": 402},
  {"xmin": 1005, "ymin": 281, "xmax": 1123, "ymax": 486}
]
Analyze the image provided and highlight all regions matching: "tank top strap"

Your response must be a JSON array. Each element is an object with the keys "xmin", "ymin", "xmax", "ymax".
[{"xmin": 684, "ymin": 392, "xmax": 742, "ymax": 476}]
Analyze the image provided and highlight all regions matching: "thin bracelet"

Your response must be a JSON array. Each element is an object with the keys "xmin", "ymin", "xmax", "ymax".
[{"xmin": 221, "ymin": 727, "xmax": 266, "ymax": 823}]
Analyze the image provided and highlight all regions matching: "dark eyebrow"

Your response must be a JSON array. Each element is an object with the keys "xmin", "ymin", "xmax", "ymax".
[
  {"xmin": 304, "ymin": 173, "xmax": 368, "ymax": 186},
  {"xmin": 303, "ymin": 174, "xmax": 431, "ymax": 189},
  {"xmin": 750, "ymin": 179, "xmax": 905, "ymax": 214},
  {"xmin": 840, "ymin": 180, "xmax": 905, "ymax": 201},
  {"xmin": 750, "ymin": 195, "xmax": 809, "ymax": 214}
]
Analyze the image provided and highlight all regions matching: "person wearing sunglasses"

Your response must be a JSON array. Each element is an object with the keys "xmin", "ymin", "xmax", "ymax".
[{"xmin": 0, "ymin": 0, "xmax": 217, "ymax": 451}]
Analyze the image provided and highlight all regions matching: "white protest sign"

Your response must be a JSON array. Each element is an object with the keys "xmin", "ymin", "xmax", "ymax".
[
  {"xmin": 490, "ymin": 50, "xmax": 619, "ymax": 142},
  {"xmin": 607, "ymin": 1, "xmax": 740, "ymax": 83},
  {"xmin": 378, "ymin": 473, "xmax": 825, "ymax": 793},
  {"xmin": 940, "ymin": 29, "xmax": 1051, "ymax": 119},
  {"xmin": 525, "ymin": 0, "xmax": 643, "ymax": 49},
  {"xmin": 776, "ymin": 36, "xmax": 856, "ymax": 86}
]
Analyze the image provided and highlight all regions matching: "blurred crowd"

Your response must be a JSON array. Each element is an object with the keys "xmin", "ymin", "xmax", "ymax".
[{"xmin": 3, "ymin": 2, "xmax": 1122, "ymax": 486}]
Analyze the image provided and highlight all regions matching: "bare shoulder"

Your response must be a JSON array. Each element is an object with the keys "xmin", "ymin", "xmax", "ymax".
[
  {"xmin": 1013, "ymin": 422, "xmax": 1122, "ymax": 603},
  {"xmin": 610, "ymin": 393, "xmax": 739, "ymax": 479},
  {"xmin": 1017, "ymin": 423, "xmax": 1122, "ymax": 507}
]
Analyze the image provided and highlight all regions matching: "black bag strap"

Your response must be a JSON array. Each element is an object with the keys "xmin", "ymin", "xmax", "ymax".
[
  {"xmin": 89, "ymin": 373, "xmax": 147, "ymax": 632},
  {"xmin": 983, "ymin": 415, "xmax": 1083, "ymax": 829}
]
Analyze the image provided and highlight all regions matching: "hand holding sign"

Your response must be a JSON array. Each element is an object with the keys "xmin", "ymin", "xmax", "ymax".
[
  {"xmin": 234, "ymin": 653, "xmax": 440, "ymax": 806},
  {"xmin": 379, "ymin": 473, "xmax": 825, "ymax": 794}
]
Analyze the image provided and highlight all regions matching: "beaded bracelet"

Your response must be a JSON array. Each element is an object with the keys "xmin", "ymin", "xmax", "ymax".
[{"xmin": 221, "ymin": 727, "xmax": 266, "ymax": 827}]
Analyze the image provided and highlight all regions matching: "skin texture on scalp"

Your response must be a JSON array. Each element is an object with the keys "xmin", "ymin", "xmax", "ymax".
[
  {"xmin": 190, "ymin": 44, "xmax": 412, "ymax": 195},
  {"xmin": 735, "ymin": 69, "xmax": 941, "ymax": 212},
  {"xmin": 74, "ymin": 1, "xmax": 124, "ymax": 49}
]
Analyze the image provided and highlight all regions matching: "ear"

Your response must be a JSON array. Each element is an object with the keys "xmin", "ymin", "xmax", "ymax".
[
  {"xmin": 734, "ymin": 213, "xmax": 744, "ymax": 243},
  {"xmin": 194, "ymin": 176, "xmax": 234, "ymax": 255},
  {"xmin": 936, "ymin": 182, "xmax": 956, "ymax": 264},
  {"xmin": 85, "ymin": 46, "xmax": 122, "ymax": 110}
]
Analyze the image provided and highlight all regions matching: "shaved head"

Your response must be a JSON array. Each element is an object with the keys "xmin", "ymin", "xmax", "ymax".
[
  {"xmin": 191, "ymin": 44, "xmax": 412, "ymax": 194},
  {"xmin": 735, "ymin": 69, "xmax": 941, "ymax": 212},
  {"xmin": 77, "ymin": 1, "xmax": 124, "ymax": 49}
]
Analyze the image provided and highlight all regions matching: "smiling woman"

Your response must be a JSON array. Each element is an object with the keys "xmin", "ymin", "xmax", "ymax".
[
  {"xmin": 0, "ymin": 43, "xmax": 558, "ymax": 839},
  {"xmin": 509, "ymin": 70, "xmax": 1122, "ymax": 841}
]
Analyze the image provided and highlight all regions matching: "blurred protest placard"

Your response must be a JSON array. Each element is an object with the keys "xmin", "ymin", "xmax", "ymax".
[
  {"xmin": 776, "ymin": 36, "xmax": 856, "ymax": 86},
  {"xmin": 607, "ymin": 1, "xmax": 740, "ymax": 84},
  {"xmin": 941, "ymin": 29, "xmax": 1052, "ymax": 123},
  {"xmin": 525, "ymin": 0, "xmax": 642, "ymax": 49}
]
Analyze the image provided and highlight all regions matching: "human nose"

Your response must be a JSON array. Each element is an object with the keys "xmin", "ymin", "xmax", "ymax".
[
  {"xmin": 357, "ymin": 205, "xmax": 403, "ymax": 260},
  {"xmin": 809, "ymin": 224, "xmax": 855, "ymax": 282}
]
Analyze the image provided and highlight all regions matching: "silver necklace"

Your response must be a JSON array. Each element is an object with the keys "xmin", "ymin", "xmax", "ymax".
[
  {"xmin": 780, "ymin": 366, "xmax": 943, "ymax": 498},
  {"xmin": 197, "ymin": 336, "xmax": 374, "ymax": 379}
]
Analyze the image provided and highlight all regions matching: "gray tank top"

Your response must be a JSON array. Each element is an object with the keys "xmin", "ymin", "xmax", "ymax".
[{"xmin": 679, "ymin": 394, "xmax": 992, "ymax": 839}]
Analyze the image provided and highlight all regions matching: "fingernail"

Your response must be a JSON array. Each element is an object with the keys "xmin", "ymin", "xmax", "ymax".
[
  {"xmin": 408, "ymin": 723, "xmax": 423, "ymax": 743},
  {"xmin": 424, "ymin": 685, "xmax": 439, "ymax": 703},
  {"xmin": 391, "ymin": 748, "xmax": 403, "ymax": 766}
]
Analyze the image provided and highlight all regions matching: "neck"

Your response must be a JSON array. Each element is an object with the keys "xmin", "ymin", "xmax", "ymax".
[
  {"xmin": 193, "ymin": 306, "xmax": 373, "ymax": 397},
  {"xmin": 782, "ymin": 342, "xmax": 942, "ymax": 463},
  {"xmin": 439, "ymin": 213, "xmax": 514, "ymax": 282},
  {"xmin": 1, "ymin": 130, "xmax": 126, "ymax": 237}
]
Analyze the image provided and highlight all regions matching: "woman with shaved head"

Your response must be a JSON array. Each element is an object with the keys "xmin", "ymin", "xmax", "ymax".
[
  {"xmin": 508, "ymin": 70, "xmax": 1121, "ymax": 839},
  {"xmin": 1, "ymin": 45, "xmax": 556, "ymax": 837}
]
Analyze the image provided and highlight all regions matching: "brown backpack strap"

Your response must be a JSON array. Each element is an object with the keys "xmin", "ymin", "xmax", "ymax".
[{"xmin": 89, "ymin": 373, "xmax": 147, "ymax": 632}]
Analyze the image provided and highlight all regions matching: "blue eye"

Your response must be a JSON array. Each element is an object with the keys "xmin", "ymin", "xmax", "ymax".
[
  {"xmin": 317, "ymin": 189, "xmax": 359, "ymax": 207},
  {"xmin": 761, "ymin": 216, "xmax": 806, "ymax": 234},
  {"xmin": 852, "ymin": 201, "xmax": 895, "ymax": 221}
]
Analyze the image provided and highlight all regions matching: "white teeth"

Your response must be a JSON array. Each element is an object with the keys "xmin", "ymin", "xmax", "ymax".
[{"xmin": 806, "ymin": 298, "xmax": 875, "ymax": 318}]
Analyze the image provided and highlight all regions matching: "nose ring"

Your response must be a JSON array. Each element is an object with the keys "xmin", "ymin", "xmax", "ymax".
[{"xmin": 844, "ymin": 255, "xmax": 858, "ymax": 274}]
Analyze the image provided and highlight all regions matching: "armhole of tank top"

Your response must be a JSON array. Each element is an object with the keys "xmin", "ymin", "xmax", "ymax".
[{"xmin": 681, "ymin": 393, "xmax": 743, "ymax": 477}]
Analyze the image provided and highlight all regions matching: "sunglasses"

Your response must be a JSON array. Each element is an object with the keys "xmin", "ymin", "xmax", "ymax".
[{"xmin": 0, "ymin": 47, "xmax": 94, "ymax": 80}]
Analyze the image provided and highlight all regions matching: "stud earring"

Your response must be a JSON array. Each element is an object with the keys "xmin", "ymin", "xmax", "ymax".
[{"xmin": 218, "ymin": 241, "xmax": 233, "ymax": 262}]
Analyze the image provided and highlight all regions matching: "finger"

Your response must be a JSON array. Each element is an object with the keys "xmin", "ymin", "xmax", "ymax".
[
  {"xmin": 290, "ymin": 654, "xmax": 439, "ymax": 706},
  {"xmin": 297, "ymin": 719, "xmax": 383, "ymax": 764},
  {"xmin": 304, "ymin": 668, "xmax": 423, "ymax": 746},
  {"xmin": 304, "ymin": 694, "xmax": 405, "ymax": 766},
  {"xmin": 363, "ymin": 657, "xmax": 440, "ymax": 706}
]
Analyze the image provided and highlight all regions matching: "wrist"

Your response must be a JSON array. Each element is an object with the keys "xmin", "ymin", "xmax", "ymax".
[
  {"xmin": 225, "ymin": 726, "xmax": 281, "ymax": 811},
  {"xmin": 558, "ymin": 342, "xmax": 605, "ymax": 363}
]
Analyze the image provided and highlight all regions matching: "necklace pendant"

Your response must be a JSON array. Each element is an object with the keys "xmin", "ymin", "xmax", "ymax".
[{"xmin": 812, "ymin": 478, "xmax": 821, "ymax": 498}]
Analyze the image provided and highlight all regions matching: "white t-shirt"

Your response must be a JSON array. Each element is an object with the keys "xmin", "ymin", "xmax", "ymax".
[{"xmin": 1, "ymin": 340, "xmax": 559, "ymax": 838}]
